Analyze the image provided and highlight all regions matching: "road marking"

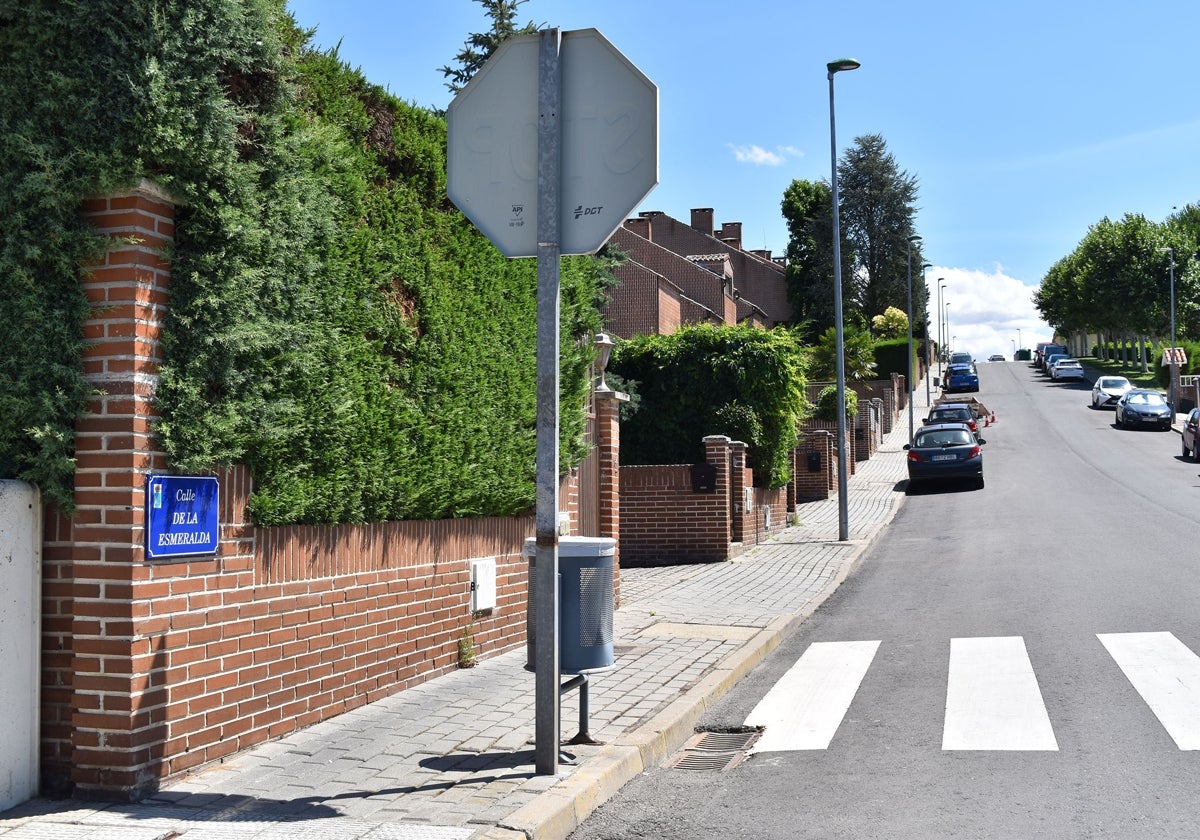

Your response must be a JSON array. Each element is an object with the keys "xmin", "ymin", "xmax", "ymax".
[
  {"xmin": 1098, "ymin": 631, "xmax": 1200, "ymax": 749},
  {"xmin": 745, "ymin": 640, "xmax": 880, "ymax": 752},
  {"xmin": 942, "ymin": 636, "xmax": 1058, "ymax": 751}
]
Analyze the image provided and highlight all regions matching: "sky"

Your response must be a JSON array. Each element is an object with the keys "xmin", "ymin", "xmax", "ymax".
[{"xmin": 284, "ymin": 0, "xmax": 1200, "ymax": 362}]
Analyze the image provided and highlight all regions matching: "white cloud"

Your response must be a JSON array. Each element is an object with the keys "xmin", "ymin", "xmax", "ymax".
[
  {"xmin": 727, "ymin": 143, "xmax": 803, "ymax": 166},
  {"xmin": 925, "ymin": 265, "xmax": 1053, "ymax": 361}
]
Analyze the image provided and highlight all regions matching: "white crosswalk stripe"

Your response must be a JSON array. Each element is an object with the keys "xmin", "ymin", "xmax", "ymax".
[
  {"xmin": 942, "ymin": 636, "xmax": 1057, "ymax": 750},
  {"xmin": 746, "ymin": 640, "xmax": 880, "ymax": 752},
  {"xmin": 1098, "ymin": 631, "xmax": 1200, "ymax": 750},
  {"xmin": 741, "ymin": 632, "xmax": 1200, "ymax": 753}
]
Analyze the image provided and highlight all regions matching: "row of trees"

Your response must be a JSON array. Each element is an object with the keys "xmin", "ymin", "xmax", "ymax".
[{"xmin": 1035, "ymin": 207, "xmax": 1200, "ymax": 357}]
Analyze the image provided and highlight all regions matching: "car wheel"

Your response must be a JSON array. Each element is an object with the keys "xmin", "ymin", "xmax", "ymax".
[
  {"xmin": 974, "ymin": 475, "xmax": 985, "ymax": 490},
  {"xmin": 1183, "ymin": 439, "xmax": 1190, "ymax": 458}
]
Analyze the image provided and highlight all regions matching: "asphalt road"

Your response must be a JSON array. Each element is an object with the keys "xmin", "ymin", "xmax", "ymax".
[{"xmin": 569, "ymin": 360, "xmax": 1200, "ymax": 840}]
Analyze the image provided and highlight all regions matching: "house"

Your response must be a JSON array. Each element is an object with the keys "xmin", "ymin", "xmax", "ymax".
[{"xmin": 601, "ymin": 208, "xmax": 790, "ymax": 338}]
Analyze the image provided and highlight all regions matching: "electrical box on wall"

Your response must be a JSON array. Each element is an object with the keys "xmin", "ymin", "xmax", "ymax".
[{"xmin": 470, "ymin": 557, "xmax": 497, "ymax": 613}]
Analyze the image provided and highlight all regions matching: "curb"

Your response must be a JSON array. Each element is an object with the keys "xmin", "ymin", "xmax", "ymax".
[{"xmin": 489, "ymin": 480, "xmax": 905, "ymax": 840}]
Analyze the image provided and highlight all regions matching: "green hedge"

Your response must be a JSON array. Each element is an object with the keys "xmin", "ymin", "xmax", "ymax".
[
  {"xmin": 0, "ymin": 0, "xmax": 605, "ymax": 523},
  {"xmin": 872, "ymin": 337, "xmax": 915, "ymax": 381},
  {"xmin": 611, "ymin": 325, "xmax": 808, "ymax": 488}
]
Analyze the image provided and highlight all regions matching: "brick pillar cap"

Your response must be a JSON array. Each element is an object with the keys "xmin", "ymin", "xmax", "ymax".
[
  {"xmin": 703, "ymin": 435, "xmax": 732, "ymax": 444},
  {"xmin": 595, "ymin": 390, "xmax": 630, "ymax": 403}
]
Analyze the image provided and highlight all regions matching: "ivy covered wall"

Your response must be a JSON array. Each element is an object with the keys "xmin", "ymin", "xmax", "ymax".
[{"xmin": 0, "ymin": 0, "xmax": 606, "ymax": 522}]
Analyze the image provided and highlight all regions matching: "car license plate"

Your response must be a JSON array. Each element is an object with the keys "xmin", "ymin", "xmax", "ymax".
[{"xmin": 932, "ymin": 454, "xmax": 956, "ymax": 461}]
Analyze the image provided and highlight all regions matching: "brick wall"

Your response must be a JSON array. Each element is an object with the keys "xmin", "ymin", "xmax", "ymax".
[
  {"xmin": 618, "ymin": 464, "xmax": 729, "ymax": 564},
  {"xmin": 41, "ymin": 183, "xmax": 622, "ymax": 799}
]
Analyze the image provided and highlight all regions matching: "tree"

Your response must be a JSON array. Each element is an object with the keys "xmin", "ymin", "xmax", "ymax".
[
  {"xmin": 871, "ymin": 306, "xmax": 908, "ymax": 338},
  {"xmin": 837, "ymin": 134, "xmax": 924, "ymax": 325},
  {"xmin": 808, "ymin": 324, "xmax": 877, "ymax": 383},
  {"xmin": 440, "ymin": 0, "xmax": 540, "ymax": 94},
  {"xmin": 780, "ymin": 178, "xmax": 846, "ymax": 338}
]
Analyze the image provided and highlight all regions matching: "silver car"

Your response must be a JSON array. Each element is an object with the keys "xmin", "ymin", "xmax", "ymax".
[{"xmin": 1091, "ymin": 375, "xmax": 1132, "ymax": 409}]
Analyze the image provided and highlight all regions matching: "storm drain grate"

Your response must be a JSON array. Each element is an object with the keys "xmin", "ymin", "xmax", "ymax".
[{"xmin": 668, "ymin": 729, "xmax": 761, "ymax": 771}]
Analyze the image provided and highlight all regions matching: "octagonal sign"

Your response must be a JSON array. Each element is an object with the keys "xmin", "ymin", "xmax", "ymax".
[{"xmin": 447, "ymin": 29, "xmax": 658, "ymax": 257}]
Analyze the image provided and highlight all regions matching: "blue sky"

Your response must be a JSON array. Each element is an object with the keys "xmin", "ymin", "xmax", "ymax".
[{"xmin": 285, "ymin": 0, "xmax": 1200, "ymax": 361}]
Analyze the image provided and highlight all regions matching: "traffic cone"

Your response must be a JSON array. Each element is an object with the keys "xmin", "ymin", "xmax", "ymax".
[{"xmin": 991, "ymin": 412, "xmax": 997, "ymax": 423}]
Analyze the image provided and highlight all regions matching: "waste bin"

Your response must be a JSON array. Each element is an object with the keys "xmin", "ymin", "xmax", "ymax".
[{"xmin": 524, "ymin": 536, "xmax": 616, "ymax": 674}]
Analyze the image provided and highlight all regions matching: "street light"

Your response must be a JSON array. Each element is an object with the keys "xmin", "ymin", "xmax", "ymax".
[
  {"xmin": 1160, "ymin": 246, "xmax": 1177, "ymax": 412},
  {"xmin": 906, "ymin": 234, "xmax": 922, "ymax": 444},
  {"xmin": 827, "ymin": 56, "xmax": 860, "ymax": 543},
  {"xmin": 920, "ymin": 263, "xmax": 933, "ymax": 408},
  {"xmin": 937, "ymin": 280, "xmax": 946, "ymax": 377},
  {"xmin": 1017, "ymin": 328, "xmax": 1022, "ymax": 355}
]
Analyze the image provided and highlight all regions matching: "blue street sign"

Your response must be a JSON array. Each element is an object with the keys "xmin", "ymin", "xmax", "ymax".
[{"xmin": 145, "ymin": 475, "xmax": 219, "ymax": 559}]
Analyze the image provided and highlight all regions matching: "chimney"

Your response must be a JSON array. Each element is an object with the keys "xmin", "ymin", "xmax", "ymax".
[
  {"xmin": 750, "ymin": 249, "xmax": 772, "ymax": 261},
  {"xmin": 690, "ymin": 208, "xmax": 714, "ymax": 236},
  {"xmin": 716, "ymin": 221, "xmax": 742, "ymax": 250},
  {"xmin": 624, "ymin": 216, "xmax": 651, "ymax": 241}
]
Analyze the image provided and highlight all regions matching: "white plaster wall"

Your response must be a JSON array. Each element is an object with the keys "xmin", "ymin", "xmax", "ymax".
[{"xmin": 0, "ymin": 481, "xmax": 40, "ymax": 810}]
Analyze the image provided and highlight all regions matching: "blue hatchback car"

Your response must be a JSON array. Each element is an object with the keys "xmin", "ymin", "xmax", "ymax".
[{"xmin": 944, "ymin": 363, "xmax": 979, "ymax": 393}]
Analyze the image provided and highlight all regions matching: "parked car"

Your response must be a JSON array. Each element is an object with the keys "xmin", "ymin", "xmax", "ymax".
[
  {"xmin": 904, "ymin": 423, "xmax": 985, "ymax": 489},
  {"xmin": 948, "ymin": 351, "xmax": 976, "ymax": 370},
  {"xmin": 988, "ymin": 354, "xmax": 1005, "ymax": 362},
  {"xmin": 1044, "ymin": 352, "xmax": 1071, "ymax": 374},
  {"xmin": 1035, "ymin": 343, "xmax": 1068, "ymax": 370},
  {"xmin": 1091, "ymin": 375, "xmax": 1133, "ymax": 408},
  {"xmin": 1049, "ymin": 358, "xmax": 1085, "ymax": 380},
  {"xmin": 924, "ymin": 402, "xmax": 982, "ymax": 441},
  {"xmin": 1182, "ymin": 408, "xmax": 1200, "ymax": 460},
  {"xmin": 944, "ymin": 363, "xmax": 979, "ymax": 393},
  {"xmin": 1115, "ymin": 389, "xmax": 1173, "ymax": 430}
]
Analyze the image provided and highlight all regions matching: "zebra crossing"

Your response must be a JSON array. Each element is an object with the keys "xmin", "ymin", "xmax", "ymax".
[{"xmin": 744, "ymin": 631, "xmax": 1200, "ymax": 753}]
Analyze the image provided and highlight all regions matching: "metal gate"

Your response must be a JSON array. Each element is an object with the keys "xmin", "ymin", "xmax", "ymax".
[
  {"xmin": 0, "ymin": 480, "xmax": 41, "ymax": 810},
  {"xmin": 577, "ymin": 411, "xmax": 601, "ymax": 536}
]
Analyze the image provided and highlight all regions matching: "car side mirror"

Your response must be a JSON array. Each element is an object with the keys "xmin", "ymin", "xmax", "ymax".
[
  {"xmin": 902, "ymin": 444, "xmax": 911, "ymax": 451},
  {"xmin": 978, "ymin": 438, "xmax": 986, "ymax": 445},
  {"xmin": 922, "ymin": 416, "xmax": 931, "ymax": 423}
]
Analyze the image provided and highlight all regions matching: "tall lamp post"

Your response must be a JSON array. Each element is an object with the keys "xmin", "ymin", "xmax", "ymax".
[
  {"xmin": 1017, "ymin": 328, "xmax": 1023, "ymax": 356},
  {"xmin": 1161, "ymin": 246, "xmax": 1177, "ymax": 412},
  {"xmin": 920, "ymin": 262, "xmax": 933, "ymax": 415},
  {"xmin": 937, "ymin": 280, "xmax": 946, "ymax": 377},
  {"xmin": 905, "ymin": 234, "xmax": 922, "ymax": 444},
  {"xmin": 827, "ymin": 56, "xmax": 860, "ymax": 543}
]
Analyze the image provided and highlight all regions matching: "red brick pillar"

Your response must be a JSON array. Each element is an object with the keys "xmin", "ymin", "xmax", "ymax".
[
  {"xmin": 728, "ymin": 440, "xmax": 748, "ymax": 546},
  {"xmin": 703, "ymin": 435, "xmax": 733, "ymax": 555},
  {"xmin": 594, "ymin": 389, "xmax": 626, "ymax": 601},
  {"xmin": 47, "ymin": 181, "xmax": 177, "ymax": 798}
]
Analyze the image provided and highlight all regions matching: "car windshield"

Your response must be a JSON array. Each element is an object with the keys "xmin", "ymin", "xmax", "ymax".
[
  {"xmin": 915, "ymin": 429, "xmax": 972, "ymax": 447},
  {"xmin": 1128, "ymin": 392, "xmax": 1166, "ymax": 405},
  {"xmin": 932, "ymin": 409, "xmax": 970, "ymax": 421},
  {"xmin": 1099, "ymin": 378, "xmax": 1128, "ymax": 389}
]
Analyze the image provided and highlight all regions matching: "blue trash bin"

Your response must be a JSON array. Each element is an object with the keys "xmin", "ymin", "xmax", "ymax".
[{"xmin": 525, "ymin": 536, "xmax": 616, "ymax": 674}]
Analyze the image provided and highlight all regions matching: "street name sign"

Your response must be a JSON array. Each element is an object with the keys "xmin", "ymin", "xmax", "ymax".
[{"xmin": 145, "ymin": 475, "xmax": 219, "ymax": 559}]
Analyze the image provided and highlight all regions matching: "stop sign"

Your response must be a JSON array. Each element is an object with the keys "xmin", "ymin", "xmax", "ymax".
[{"xmin": 447, "ymin": 29, "xmax": 658, "ymax": 257}]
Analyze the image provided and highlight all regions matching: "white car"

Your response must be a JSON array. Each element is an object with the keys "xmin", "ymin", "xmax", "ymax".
[
  {"xmin": 1049, "ymin": 359, "xmax": 1084, "ymax": 380},
  {"xmin": 1091, "ymin": 375, "xmax": 1132, "ymax": 408}
]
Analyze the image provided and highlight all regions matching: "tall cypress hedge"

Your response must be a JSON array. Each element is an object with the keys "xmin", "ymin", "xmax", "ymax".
[{"xmin": 0, "ymin": 0, "xmax": 605, "ymax": 522}]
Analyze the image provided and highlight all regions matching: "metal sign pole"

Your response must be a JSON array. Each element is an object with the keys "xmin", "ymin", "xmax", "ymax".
[{"xmin": 534, "ymin": 27, "xmax": 563, "ymax": 777}]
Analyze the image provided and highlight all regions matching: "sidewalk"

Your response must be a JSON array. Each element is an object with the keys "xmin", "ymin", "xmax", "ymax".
[{"xmin": 0, "ymin": 389, "xmax": 928, "ymax": 840}]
